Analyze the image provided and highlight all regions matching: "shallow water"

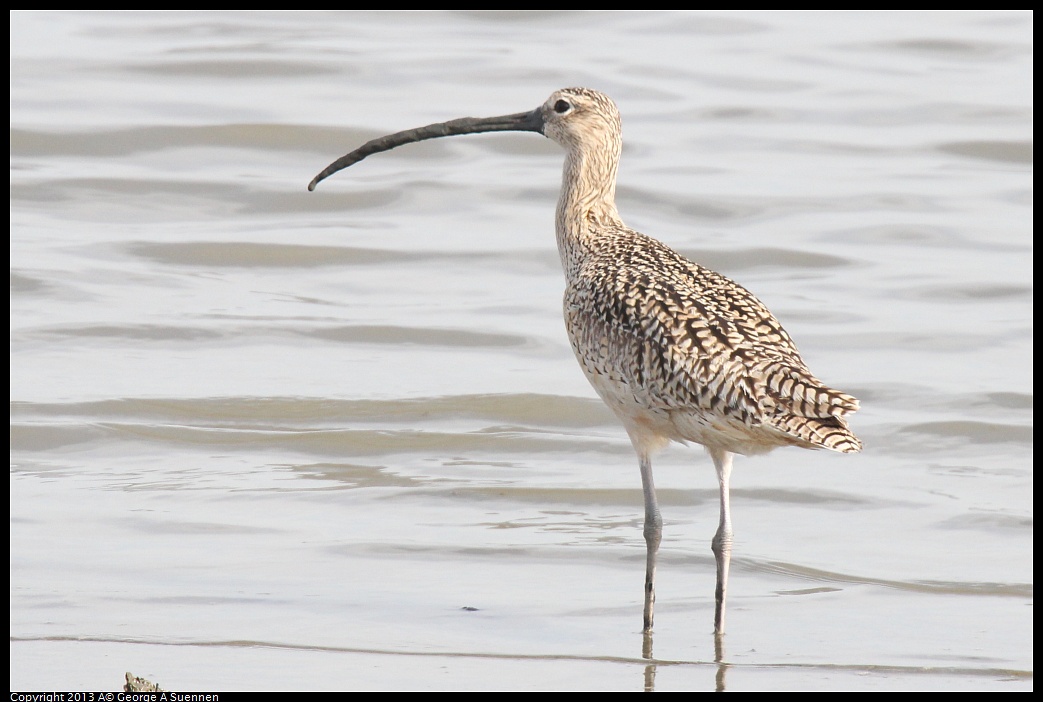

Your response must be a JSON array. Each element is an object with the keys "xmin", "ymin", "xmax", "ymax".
[{"xmin": 10, "ymin": 10, "xmax": 1032, "ymax": 691}]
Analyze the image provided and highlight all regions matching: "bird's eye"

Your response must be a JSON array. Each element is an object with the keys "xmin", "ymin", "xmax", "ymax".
[{"xmin": 554, "ymin": 99, "xmax": 571, "ymax": 114}]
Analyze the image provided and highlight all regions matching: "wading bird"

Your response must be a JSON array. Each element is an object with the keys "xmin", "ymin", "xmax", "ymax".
[{"xmin": 309, "ymin": 87, "xmax": 861, "ymax": 635}]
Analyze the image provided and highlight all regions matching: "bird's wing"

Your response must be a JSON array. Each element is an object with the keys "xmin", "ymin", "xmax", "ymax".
[{"xmin": 565, "ymin": 231, "xmax": 860, "ymax": 451}]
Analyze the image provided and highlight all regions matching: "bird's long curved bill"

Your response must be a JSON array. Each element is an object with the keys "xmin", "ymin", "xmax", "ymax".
[{"xmin": 308, "ymin": 108, "xmax": 544, "ymax": 191}]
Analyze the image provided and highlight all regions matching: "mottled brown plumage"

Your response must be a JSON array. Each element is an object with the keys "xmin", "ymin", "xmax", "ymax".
[
  {"xmin": 545, "ymin": 89, "xmax": 859, "ymax": 461},
  {"xmin": 564, "ymin": 222, "xmax": 861, "ymax": 455},
  {"xmin": 309, "ymin": 87, "xmax": 861, "ymax": 637}
]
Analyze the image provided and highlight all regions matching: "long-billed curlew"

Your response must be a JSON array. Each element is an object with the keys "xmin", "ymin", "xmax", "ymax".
[{"xmin": 309, "ymin": 88, "xmax": 861, "ymax": 636}]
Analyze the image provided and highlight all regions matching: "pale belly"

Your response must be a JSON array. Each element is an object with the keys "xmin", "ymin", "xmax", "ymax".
[{"xmin": 568, "ymin": 331, "xmax": 800, "ymax": 458}]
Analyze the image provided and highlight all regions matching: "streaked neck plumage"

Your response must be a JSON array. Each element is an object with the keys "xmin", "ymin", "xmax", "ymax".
[{"xmin": 553, "ymin": 120, "xmax": 625, "ymax": 278}]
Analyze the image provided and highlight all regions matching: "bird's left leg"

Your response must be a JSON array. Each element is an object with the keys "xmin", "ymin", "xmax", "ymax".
[{"xmin": 639, "ymin": 451, "xmax": 662, "ymax": 633}]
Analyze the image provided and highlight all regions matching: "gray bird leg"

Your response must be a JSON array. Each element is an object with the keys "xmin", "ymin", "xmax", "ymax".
[
  {"xmin": 639, "ymin": 452, "xmax": 662, "ymax": 632},
  {"xmin": 709, "ymin": 448, "xmax": 734, "ymax": 635}
]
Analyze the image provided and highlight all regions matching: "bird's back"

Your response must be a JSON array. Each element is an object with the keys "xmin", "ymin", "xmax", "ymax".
[{"xmin": 563, "ymin": 222, "xmax": 862, "ymax": 457}]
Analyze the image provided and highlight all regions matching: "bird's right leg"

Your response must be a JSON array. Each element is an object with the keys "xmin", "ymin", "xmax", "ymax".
[
  {"xmin": 709, "ymin": 448, "xmax": 734, "ymax": 636},
  {"xmin": 639, "ymin": 452, "xmax": 662, "ymax": 633}
]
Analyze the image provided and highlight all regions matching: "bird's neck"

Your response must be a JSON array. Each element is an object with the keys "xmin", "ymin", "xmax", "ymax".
[{"xmin": 555, "ymin": 146, "xmax": 623, "ymax": 277}]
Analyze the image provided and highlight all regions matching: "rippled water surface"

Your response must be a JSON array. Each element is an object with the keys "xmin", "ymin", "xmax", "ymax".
[{"xmin": 10, "ymin": 10, "xmax": 1032, "ymax": 691}]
